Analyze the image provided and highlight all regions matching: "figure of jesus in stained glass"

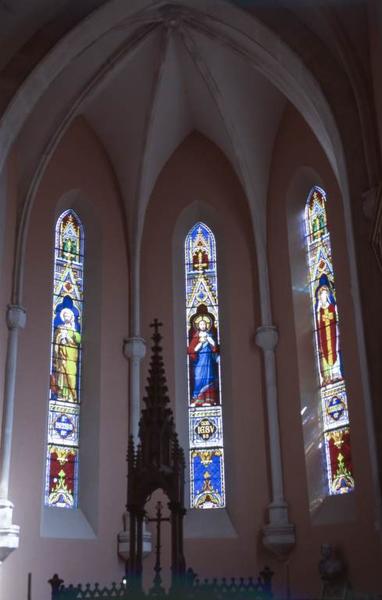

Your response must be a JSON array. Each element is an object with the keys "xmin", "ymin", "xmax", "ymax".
[
  {"xmin": 188, "ymin": 312, "xmax": 220, "ymax": 406},
  {"xmin": 185, "ymin": 222, "xmax": 225, "ymax": 508}
]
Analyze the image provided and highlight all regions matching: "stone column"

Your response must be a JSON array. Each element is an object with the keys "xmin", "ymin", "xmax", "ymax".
[
  {"xmin": 255, "ymin": 325, "xmax": 295, "ymax": 557},
  {"xmin": 118, "ymin": 337, "xmax": 151, "ymax": 562},
  {"xmin": 0, "ymin": 304, "xmax": 26, "ymax": 562},
  {"xmin": 123, "ymin": 336, "xmax": 146, "ymax": 441}
]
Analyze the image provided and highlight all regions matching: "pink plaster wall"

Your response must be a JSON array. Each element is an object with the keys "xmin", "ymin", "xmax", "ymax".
[
  {"xmin": 0, "ymin": 117, "xmax": 129, "ymax": 600},
  {"xmin": 268, "ymin": 103, "xmax": 382, "ymax": 595},
  {"xmin": 1, "ymin": 110, "xmax": 381, "ymax": 599}
]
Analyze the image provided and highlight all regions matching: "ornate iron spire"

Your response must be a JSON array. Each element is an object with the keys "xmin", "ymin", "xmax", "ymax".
[
  {"xmin": 143, "ymin": 318, "xmax": 170, "ymax": 410},
  {"xmin": 126, "ymin": 320, "xmax": 186, "ymax": 585},
  {"xmin": 138, "ymin": 319, "xmax": 178, "ymax": 469}
]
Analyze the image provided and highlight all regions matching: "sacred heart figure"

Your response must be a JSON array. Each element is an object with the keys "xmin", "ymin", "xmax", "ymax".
[{"xmin": 188, "ymin": 312, "xmax": 220, "ymax": 406}]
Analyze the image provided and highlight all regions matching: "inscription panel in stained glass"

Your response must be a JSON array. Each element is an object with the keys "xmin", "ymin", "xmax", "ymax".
[{"xmin": 189, "ymin": 407, "xmax": 223, "ymax": 448}]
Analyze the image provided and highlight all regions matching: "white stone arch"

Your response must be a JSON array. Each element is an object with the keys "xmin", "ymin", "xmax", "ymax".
[
  {"xmin": 285, "ymin": 165, "xmax": 379, "ymax": 526},
  {"xmin": 172, "ymin": 199, "xmax": 237, "ymax": 539},
  {"xmin": 286, "ymin": 167, "xmax": 336, "ymax": 520},
  {"xmin": 0, "ymin": 0, "xmax": 350, "ymax": 315},
  {"xmin": 37, "ymin": 189, "xmax": 102, "ymax": 538}
]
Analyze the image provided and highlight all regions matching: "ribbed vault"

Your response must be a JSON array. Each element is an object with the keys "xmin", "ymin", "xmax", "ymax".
[{"xmin": 0, "ymin": 0, "xmax": 355, "ymax": 328}]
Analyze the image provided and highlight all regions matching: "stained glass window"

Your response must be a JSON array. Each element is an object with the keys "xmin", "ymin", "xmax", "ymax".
[
  {"xmin": 305, "ymin": 187, "xmax": 354, "ymax": 495},
  {"xmin": 44, "ymin": 210, "xmax": 84, "ymax": 508},
  {"xmin": 185, "ymin": 223, "xmax": 225, "ymax": 509}
]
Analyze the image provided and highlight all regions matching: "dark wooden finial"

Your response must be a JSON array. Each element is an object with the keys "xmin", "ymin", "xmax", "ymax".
[
  {"xmin": 143, "ymin": 318, "xmax": 169, "ymax": 410},
  {"xmin": 48, "ymin": 574, "xmax": 64, "ymax": 594}
]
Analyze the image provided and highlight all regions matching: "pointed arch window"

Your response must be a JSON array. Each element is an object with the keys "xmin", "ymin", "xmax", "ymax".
[
  {"xmin": 185, "ymin": 223, "xmax": 225, "ymax": 509},
  {"xmin": 305, "ymin": 187, "xmax": 355, "ymax": 495},
  {"xmin": 44, "ymin": 209, "xmax": 84, "ymax": 508}
]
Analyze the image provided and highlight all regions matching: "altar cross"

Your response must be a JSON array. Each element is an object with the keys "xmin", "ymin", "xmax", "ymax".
[{"xmin": 146, "ymin": 501, "xmax": 170, "ymax": 590}]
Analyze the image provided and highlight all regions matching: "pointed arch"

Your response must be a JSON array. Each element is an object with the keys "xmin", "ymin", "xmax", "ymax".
[
  {"xmin": 185, "ymin": 222, "xmax": 225, "ymax": 509},
  {"xmin": 305, "ymin": 187, "xmax": 354, "ymax": 495},
  {"xmin": 44, "ymin": 209, "xmax": 84, "ymax": 508}
]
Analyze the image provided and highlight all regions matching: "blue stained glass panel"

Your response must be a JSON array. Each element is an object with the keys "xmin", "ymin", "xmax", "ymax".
[
  {"xmin": 185, "ymin": 222, "xmax": 225, "ymax": 509},
  {"xmin": 190, "ymin": 449, "xmax": 225, "ymax": 509}
]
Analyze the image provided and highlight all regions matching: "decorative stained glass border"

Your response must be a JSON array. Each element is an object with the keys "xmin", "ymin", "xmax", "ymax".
[
  {"xmin": 185, "ymin": 223, "xmax": 225, "ymax": 508},
  {"xmin": 44, "ymin": 209, "xmax": 84, "ymax": 508},
  {"xmin": 304, "ymin": 187, "xmax": 354, "ymax": 495}
]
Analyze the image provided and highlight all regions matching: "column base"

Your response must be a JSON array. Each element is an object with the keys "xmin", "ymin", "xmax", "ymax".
[
  {"xmin": 118, "ymin": 518, "xmax": 152, "ymax": 561},
  {"xmin": 0, "ymin": 499, "xmax": 20, "ymax": 562},
  {"xmin": 262, "ymin": 502, "xmax": 295, "ymax": 557}
]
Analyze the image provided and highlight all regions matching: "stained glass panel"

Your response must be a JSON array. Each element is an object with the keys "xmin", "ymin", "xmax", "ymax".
[
  {"xmin": 190, "ymin": 449, "xmax": 225, "ymax": 509},
  {"xmin": 185, "ymin": 223, "xmax": 225, "ymax": 508},
  {"xmin": 305, "ymin": 188, "xmax": 354, "ymax": 495},
  {"xmin": 45, "ymin": 210, "xmax": 84, "ymax": 508}
]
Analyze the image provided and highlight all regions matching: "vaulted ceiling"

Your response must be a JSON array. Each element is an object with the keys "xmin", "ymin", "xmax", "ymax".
[
  {"xmin": 0, "ymin": 0, "xmax": 374, "ymax": 257},
  {"xmin": 0, "ymin": 0, "xmax": 377, "ymax": 340},
  {"xmin": 9, "ymin": 2, "xmax": 289, "ymax": 244}
]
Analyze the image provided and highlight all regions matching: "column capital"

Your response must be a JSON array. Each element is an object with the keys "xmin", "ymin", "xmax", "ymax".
[
  {"xmin": 262, "ymin": 501, "xmax": 295, "ymax": 557},
  {"xmin": 6, "ymin": 305, "xmax": 26, "ymax": 330},
  {"xmin": 123, "ymin": 336, "xmax": 146, "ymax": 361},
  {"xmin": 263, "ymin": 522, "xmax": 295, "ymax": 558},
  {"xmin": 0, "ymin": 499, "xmax": 20, "ymax": 562},
  {"xmin": 255, "ymin": 325, "xmax": 278, "ymax": 351}
]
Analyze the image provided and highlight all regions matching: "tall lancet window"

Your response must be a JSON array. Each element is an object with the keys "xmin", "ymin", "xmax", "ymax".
[
  {"xmin": 305, "ymin": 187, "xmax": 355, "ymax": 495},
  {"xmin": 44, "ymin": 210, "xmax": 84, "ymax": 508},
  {"xmin": 185, "ymin": 223, "xmax": 225, "ymax": 509}
]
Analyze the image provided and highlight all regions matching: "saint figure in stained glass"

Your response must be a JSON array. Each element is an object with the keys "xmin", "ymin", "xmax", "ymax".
[
  {"xmin": 52, "ymin": 304, "xmax": 81, "ymax": 402},
  {"xmin": 315, "ymin": 276, "xmax": 342, "ymax": 384},
  {"xmin": 45, "ymin": 209, "xmax": 84, "ymax": 509}
]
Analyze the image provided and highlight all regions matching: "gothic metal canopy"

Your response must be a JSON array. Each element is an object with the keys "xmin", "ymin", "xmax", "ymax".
[{"xmin": 126, "ymin": 319, "xmax": 186, "ymax": 584}]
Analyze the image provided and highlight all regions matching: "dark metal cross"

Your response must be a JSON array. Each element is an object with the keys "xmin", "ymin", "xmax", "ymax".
[
  {"xmin": 146, "ymin": 501, "xmax": 170, "ymax": 590},
  {"xmin": 150, "ymin": 318, "xmax": 163, "ymax": 333},
  {"xmin": 150, "ymin": 318, "xmax": 163, "ymax": 345}
]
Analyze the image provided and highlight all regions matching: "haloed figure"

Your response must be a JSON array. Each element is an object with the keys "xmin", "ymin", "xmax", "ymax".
[
  {"xmin": 316, "ymin": 284, "xmax": 342, "ymax": 384},
  {"xmin": 53, "ymin": 307, "xmax": 81, "ymax": 402},
  {"xmin": 188, "ymin": 315, "xmax": 219, "ymax": 406}
]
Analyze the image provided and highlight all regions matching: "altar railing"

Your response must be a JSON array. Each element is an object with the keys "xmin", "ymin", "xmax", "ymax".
[{"xmin": 49, "ymin": 567, "xmax": 274, "ymax": 600}]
